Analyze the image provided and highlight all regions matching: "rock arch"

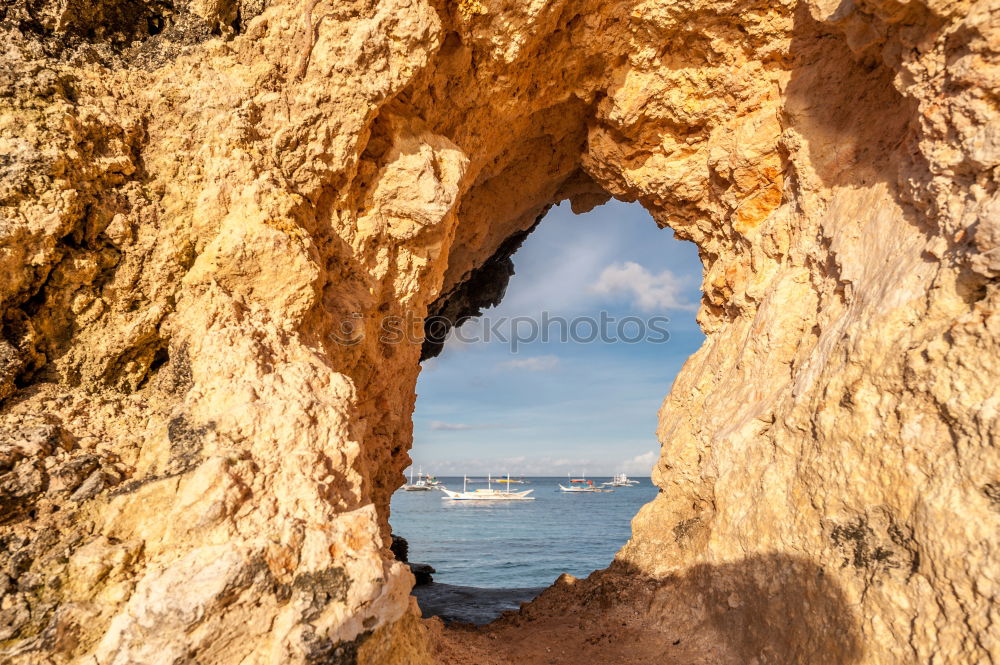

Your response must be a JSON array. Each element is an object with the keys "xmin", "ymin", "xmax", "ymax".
[{"xmin": 0, "ymin": 0, "xmax": 996, "ymax": 663}]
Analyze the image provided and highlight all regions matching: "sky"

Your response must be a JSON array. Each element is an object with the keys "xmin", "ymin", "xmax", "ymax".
[{"xmin": 409, "ymin": 199, "xmax": 705, "ymax": 478}]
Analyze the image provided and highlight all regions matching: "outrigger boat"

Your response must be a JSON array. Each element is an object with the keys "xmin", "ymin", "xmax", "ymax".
[
  {"xmin": 439, "ymin": 474, "xmax": 535, "ymax": 501},
  {"xmin": 602, "ymin": 473, "xmax": 640, "ymax": 487},
  {"xmin": 559, "ymin": 473, "xmax": 614, "ymax": 493},
  {"xmin": 402, "ymin": 467, "xmax": 435, "ymax": 491},
  {"xmin": 419, "ymin": 472, "xmax": 443, "ymax": 487}
]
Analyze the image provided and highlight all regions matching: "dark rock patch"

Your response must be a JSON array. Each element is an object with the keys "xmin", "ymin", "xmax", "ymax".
[{"xmin": 413, "ymin": 582, "xmax": 544, "ymax": 625}]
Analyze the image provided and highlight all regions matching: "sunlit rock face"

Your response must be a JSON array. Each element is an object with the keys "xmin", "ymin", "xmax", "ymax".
[{"xmin": 0, "ymin": 0, "xmax": 996, "ymax": 663}]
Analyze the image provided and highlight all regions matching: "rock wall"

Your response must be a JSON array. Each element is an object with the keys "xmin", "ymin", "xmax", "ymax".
[{"xmin": 0, "ymin": 0, "xmax": 997, "ymax": 663}]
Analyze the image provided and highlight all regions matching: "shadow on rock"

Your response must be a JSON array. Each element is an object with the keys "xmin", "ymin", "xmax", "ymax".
[{"xmin": 431, "ymin": 553, "xmax": 862, "ymax": 665}]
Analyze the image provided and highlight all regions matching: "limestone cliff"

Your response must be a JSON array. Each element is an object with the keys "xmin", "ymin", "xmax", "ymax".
[{"xmin": 0, "ymin": 0, "xmax": 997, "ymax": 663}]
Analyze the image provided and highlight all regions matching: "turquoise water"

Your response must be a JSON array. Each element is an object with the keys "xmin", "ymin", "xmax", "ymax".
[{"xmin": 389, "ymin": 477, "xmax": 658, "ymax": 588}]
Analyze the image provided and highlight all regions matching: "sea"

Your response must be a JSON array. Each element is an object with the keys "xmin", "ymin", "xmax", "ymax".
[{"xmin": 389, "ymin": 476, "xmax": 658, "ymax": 589}]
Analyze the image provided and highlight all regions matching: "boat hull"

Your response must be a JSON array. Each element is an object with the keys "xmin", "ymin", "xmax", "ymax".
[{"xmin": 439, "ymin": 487, "xmax": 535, "ymax": 501}]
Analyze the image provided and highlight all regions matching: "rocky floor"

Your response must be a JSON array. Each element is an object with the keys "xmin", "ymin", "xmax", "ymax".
[
  {"xmin": 428, "ymin": 560, "xmax": 869, "ymax": 665},
  {"xmin": 428, "ymin": 573, "xmax": 714, "ymax": 665}
]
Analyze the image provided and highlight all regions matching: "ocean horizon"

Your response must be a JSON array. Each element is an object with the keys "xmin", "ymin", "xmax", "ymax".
[{"xmin": 390, "ymin": 476, "xmax": 658, "ymax": 589}]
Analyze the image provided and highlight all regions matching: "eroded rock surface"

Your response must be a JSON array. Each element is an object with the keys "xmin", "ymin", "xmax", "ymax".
[{"xmin": 0, "ymin": 0, "xmax": 997, "ymax": 663}]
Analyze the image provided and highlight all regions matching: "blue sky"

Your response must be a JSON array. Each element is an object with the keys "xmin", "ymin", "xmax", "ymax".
[{"xmin": 410, "ymin": 199, "xmax": 705, "ymax": 478}]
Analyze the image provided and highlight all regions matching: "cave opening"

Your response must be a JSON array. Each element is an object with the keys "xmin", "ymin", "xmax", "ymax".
[{"xmin": 390, "ymin": 198, "xmax": 704, "ymax": 624}]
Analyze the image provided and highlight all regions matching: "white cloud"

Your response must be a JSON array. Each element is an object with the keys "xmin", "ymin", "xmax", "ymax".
[
  {"xmin": 431, "ymin": 420, "xmax": 492, "ymax": 432},
  {"xmin": 429, "ymin": 421, "xmax": 506, "ymax": 431},
  {"xmin": 618, "ymin": 450, "xmax": 657, "ymax": 476},
  {"xmin": 407, "ymin": 451, "xmax": 661, "ymax": 477},
  {"xmin": 591, "ymin": 261, "xmax": 696, "ymax": 311},
  {"xmin": 498, "ymin": 355, "xmax": 560, "ymax": 372},
  {"xmin": 414, "ymin": 455, "xmax": 604, "ymax": 477},
  {"xmin": 497, "ymin": 237, "xmax": 613, "ymax": 316}
]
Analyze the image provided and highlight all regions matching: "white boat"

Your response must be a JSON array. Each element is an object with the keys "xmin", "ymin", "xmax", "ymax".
[
  {"xmin": 558, "ymin": 484, "xmax": 614, "ymax": 493},
  {"xmin": 558, "ymin": 483, "xmax": 597, "ymax": 492},
  {"xmin": 559, "ymin": 473, "xmax": 614, "ymax": 493},
  {"xmin": 440, "ymin": 474, "xmax": 535, "ymax": 501},
  {"xmin": 602, "ymin": 473, "xmax": 640, "ymax": 487},
  {"xmin": 402, "ymin": 467, "xmax": 434, "ymax": 491},
  {"xmin": 419, "ymin": 472, "xmax": 443, "ymax": 487}
]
